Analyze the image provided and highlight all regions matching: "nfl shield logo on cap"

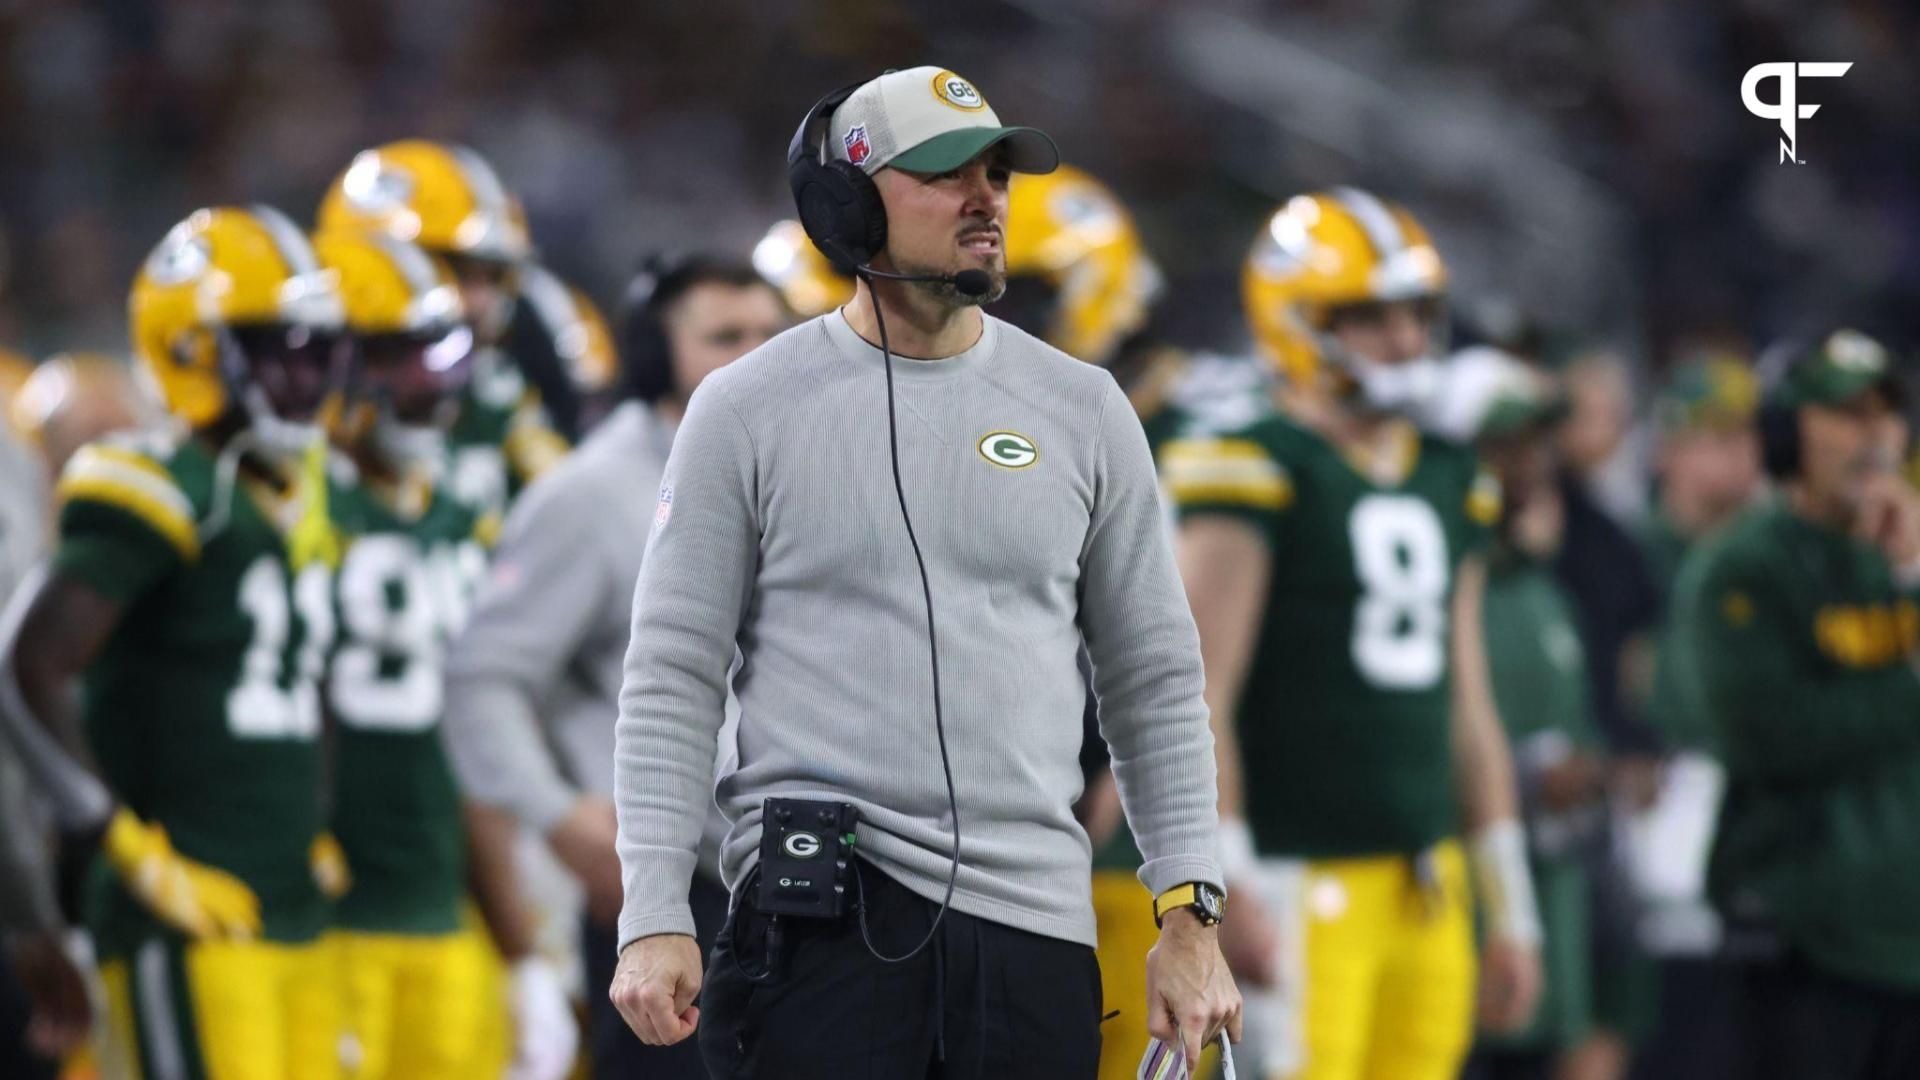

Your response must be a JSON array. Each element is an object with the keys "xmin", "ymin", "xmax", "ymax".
[{"xmin": 843, "ymin": 125, "xmax": 871, "ymax": 167}]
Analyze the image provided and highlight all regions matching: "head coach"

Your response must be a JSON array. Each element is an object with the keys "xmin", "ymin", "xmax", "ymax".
[{"xmin": 607, "ymin": 66, "xmax": 1240, "ymax": 1077}]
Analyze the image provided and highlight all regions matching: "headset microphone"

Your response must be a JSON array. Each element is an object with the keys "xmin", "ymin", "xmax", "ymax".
[{"xmin": 857, "ymin": 264, "xmax": 993, "ymax": 298}]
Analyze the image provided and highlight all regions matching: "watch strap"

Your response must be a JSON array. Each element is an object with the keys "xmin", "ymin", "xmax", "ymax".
[{"xmin": 1153, "ymin": 882, "xmax": 1221, "ymax": 928}]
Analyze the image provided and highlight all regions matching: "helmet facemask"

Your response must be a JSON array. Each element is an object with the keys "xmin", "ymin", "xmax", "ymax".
[
  {"xmin": 353, "ymin": 322, "xmax": 475, "ymax": 474},
  {"xmin": 1314, "ymin": 293, "xmax": 1450, "ymax": 420},
  {"xmin": 442, "ymin": 252, "xmax": 519, "ymax": 345},
  {"xmin": 215, "ymin": 323, "xmax": 353, "ymax": 458}
]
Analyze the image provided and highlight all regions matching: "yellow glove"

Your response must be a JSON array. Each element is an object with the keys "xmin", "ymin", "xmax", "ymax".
[
  {"xmin": 102, "ymin": 809, "xmax": 261, "ymax": 940},
  {"xmin": 309, "ymin": 833, "xmax": 352, "ymax": 901}
]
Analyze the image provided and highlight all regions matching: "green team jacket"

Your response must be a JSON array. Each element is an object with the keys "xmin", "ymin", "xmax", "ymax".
[{"xmin": 1675, "ymin": 499, "xmax": 1920, "ymax": 990}]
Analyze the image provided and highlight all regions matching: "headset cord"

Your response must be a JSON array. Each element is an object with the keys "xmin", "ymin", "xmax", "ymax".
[
  {"xmin": 726, "ymin": 866, "xmax": 785, "ymax": 984},
  {"xmin": 856, "ymin": 278, "xmax": 963, "ymax": 964}
]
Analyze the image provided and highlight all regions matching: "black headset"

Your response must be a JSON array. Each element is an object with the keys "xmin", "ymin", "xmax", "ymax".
[
  {"xmin": 1754, "ymin": 338, "xmax": 1802, "ymax": 480},
  {"xmin": 619, "ymin": 255, "xmax": 777, "ymax": 406},
  {"xmin": 1758, "ymin": 397, "xmax": 1802, "ymax": 480},
  {"xmin": 786, "ymin": 80, "xmax": 889, "ymax": 273},
  {"xmin": 619, "ymin": 255, "xmax": 676, "ymax": 405}
]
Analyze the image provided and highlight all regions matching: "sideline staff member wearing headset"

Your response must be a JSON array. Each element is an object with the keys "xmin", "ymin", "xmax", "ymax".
[
  {"xmin": 444, "ymin": 256, "xmax": 787, "ymax": 1079},
  {"xmin": 609, "ymin": 67, "xmax": 1240, "ymax": 1077},
  {"xmin": 1673, "ymin": 332, "xmax": 1920, "ymax": 1080}
]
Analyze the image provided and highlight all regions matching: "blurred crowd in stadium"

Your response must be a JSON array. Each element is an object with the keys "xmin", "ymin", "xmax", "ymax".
[{"xmin": 0, "ymin": 2, "xmax": 1916, "ymax": 1080}]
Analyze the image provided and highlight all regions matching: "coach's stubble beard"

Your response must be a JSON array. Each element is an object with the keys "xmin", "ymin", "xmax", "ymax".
[{"xmin": 900, "ymin": 258, "xmax": 1005, "ymax": 306}]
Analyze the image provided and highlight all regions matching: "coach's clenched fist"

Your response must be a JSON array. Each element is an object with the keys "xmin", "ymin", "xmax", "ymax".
[{"xmin": 610, "ymin": 934, "xmax": 704, "ymax": 1045}]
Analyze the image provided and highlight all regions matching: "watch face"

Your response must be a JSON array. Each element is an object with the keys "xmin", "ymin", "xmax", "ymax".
[{"xmin": 1198, "ymin": 885, "xmax": 1225, "ymax": 922}]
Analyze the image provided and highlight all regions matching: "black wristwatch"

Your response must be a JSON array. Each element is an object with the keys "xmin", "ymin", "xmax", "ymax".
[{"xmin": 1153, "ymin": 881, "xmax": 1226, "ymax": 928}]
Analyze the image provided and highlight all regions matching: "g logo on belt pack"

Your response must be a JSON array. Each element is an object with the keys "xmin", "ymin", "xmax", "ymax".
[
  {"xmin": 978, "ymin": 431, "xmax": 1038, "ymax": 470},
  {"xmin": 782, "ymin": 832, "xmax": 822, "ymax": 858}
]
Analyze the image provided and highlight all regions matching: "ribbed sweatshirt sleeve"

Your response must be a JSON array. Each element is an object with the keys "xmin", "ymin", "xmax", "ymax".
[
  {"xmin": 613, "ymin": 379, "xmax": 759, "ymax": 948},
  {"xmin": 444, "ymin": 474, "xmax": 614, "ymax": 830},
  {"xmin": 1078, "ymin": 377, "xmax": 1222, "ymax": 897}
]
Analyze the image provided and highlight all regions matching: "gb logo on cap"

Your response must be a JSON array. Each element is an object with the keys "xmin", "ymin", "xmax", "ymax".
[{"xmin": 933, "ymin": 70, "xmax": 987, "ymax": 111}]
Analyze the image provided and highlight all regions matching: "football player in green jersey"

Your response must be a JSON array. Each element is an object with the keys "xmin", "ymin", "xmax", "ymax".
[
  {"xmin": 1, "ymin": 206, "xmax": 352, "ymax": 1080},
  {"xmin": 314, "ymin": 229, "xmax": 577, "ymax": 1080},
  {"xmin": 1674, "ymin": 331, "xmax": 1920, "ymax": 1080},
  {"xmin": 318, "ymin": 140, "xmax": 570, "ymax": 518},
  {"xmin": 1164, "ymin": 190, "xmax": 1542, "ymax": 1080}
]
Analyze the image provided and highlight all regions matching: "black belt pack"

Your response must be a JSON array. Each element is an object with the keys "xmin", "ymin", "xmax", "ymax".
[{"xmin": 755, "ymin": 797, "xmax": 860, "ymax": 919}]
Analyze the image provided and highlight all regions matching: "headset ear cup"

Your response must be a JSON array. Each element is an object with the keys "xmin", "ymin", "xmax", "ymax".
[
  {"xmin": 623, "ymin": 311, "xmax": 672, "ymax": 404},
  {"xmin": 1759, "ymin": 401, "xmax": 1801, "ymax": 479},
  {"xmin": 829, "ymin": 160, "xmax": 888, "ymax": 265},
  {"xmin": 618, "ymin": 293, "xmax": 673, "ymax": 405},
  {"xmin": 789, "ymin": 158, "xmax": 886, "ymax": 271}
]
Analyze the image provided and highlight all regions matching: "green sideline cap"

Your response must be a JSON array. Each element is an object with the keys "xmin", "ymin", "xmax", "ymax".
[{"xmin": 1773, "ymin": 329, "xmax": 1904, "ymax": 408}]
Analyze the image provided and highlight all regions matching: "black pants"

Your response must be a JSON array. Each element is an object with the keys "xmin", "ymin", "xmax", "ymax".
[
  {"xmin": 1461, "ymin": 1048, "xmax": 1554, "ymax": 1080},
  {"xmin": 585, "ymin": 871, "xmax": 731, "ymax": 1079},
  {"xmin": 1630, "ymin": 956, "xmax": 1741, "ymax": 1080},
  {"xmin": 698, "ymin": 863, "xmax": 1103, "ymax": 1079},
  {"xmin": 1734, "ymin": 954, "xmax": 1920, "ymax": 1080}
]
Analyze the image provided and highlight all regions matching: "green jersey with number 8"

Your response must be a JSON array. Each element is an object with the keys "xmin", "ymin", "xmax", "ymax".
[
  {"xmin": 328, "ymin": 480, "xmax": 489, "ymax": 934},
  {"xmin": 53, "ymin": 434, "xmax": 338, "ymax": 948},
  {"xmin": 1163, "ymin": 410, "xmax": 1500, "ymax": 857}
]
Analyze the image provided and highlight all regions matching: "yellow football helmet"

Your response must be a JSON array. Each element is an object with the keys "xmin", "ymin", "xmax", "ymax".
[
  {"xmin": 1243, "ymin": 188, "xmax": 1449, "ymax": 405},
  {"xmin": 1002, "ymin": 165, "xmax": 1161, "ymax": 366},
  {"xmin": 518, "ymin": 263, "xmax": 618, "ymax": 398},
  {"xmin": 11, "ymin": 352, "xmax": 154, "ymax": 475},
  {"xmin": 319, "ymin": 140, "xmax": 531, "ymax": 344},
  {"xmin": 130, "ymin": 206, "xmax": 348, "ymax": 451},
  {"xmin": 753, "ymin": 220, "xmax": 854, "ymax": 318},
  {"xmin": 317, "ymin": 139, "xmax": 531, "ymax": 264},
  {"xmin": 312, "ymin": 230, "xmax": 474, "ymax": 467}
]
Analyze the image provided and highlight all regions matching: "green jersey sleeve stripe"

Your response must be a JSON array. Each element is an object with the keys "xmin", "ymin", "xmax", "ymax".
[
  {"xmin": 1161, "ymin": 438, "xmax": 1293, "ymax": 510},
  {"xmin": 56, "ymin": 448, "xmax": 199, "ymax": 561}
]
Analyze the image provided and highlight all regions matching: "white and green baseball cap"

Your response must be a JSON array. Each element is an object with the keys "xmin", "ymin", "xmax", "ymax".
[{"xmin": 828, "ymin": 67, "xmax": 1060, "ymax": 177}]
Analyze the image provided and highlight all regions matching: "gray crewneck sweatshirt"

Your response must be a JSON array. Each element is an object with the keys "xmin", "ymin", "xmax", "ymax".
[{"xmin": 614, "ymin": 311, "xmax": 1220, "ymax": 950}]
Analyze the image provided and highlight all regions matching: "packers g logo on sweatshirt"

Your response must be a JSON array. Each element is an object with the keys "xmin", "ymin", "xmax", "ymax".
[{"xmin": 978, "ymin": 431, "xmax": 1038, "ymax": 470}]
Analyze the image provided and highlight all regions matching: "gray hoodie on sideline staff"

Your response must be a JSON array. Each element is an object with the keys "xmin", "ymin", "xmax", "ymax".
[{"xmin": 443, "ymin": 401, "xmax": 735, "ymax": 877}]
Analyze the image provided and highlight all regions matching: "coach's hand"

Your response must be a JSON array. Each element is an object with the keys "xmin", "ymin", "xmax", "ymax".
[
  {"xmin": 1145, "ymin": 908, "xmax": 1243, "ymax": 1067},
  {"xmin": 611, "ymin": 932, "xmax": 703, "ymax": 1045},
  {"xmin": 1857, "ymin": 471, "xmax": 1920, "ymax": 571}
]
